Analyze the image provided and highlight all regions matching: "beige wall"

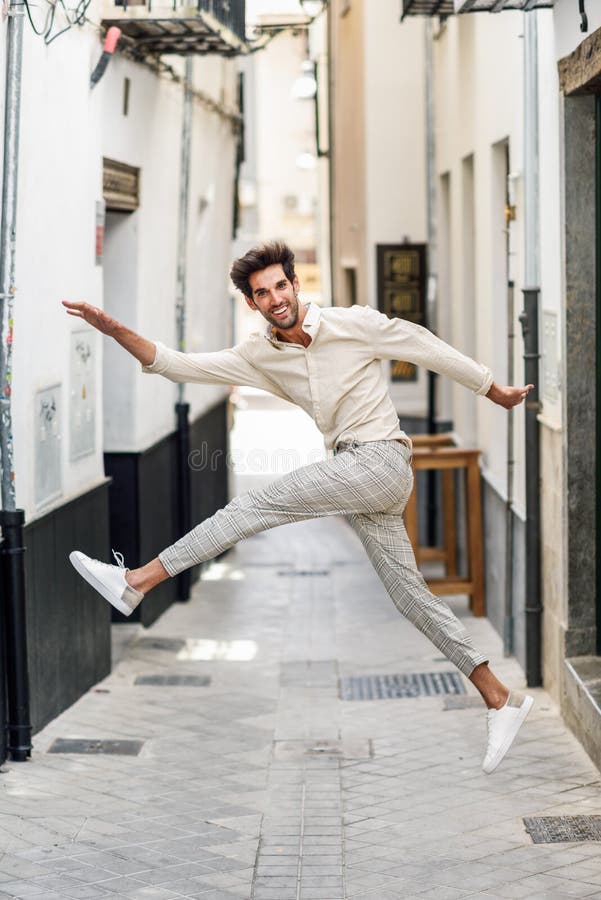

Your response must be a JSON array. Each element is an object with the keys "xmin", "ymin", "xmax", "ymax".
[
  {"xmin": 330, "ymin": 0, "xmax": 367, "ymax": 307},
  {"xmin": 433, "ymin": 11, "xmax": 528, "ymax": 505}
]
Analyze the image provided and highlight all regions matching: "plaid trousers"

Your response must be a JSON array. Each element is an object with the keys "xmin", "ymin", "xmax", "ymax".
[{"xmin": 159, "ymin": 439, "xmax": 488, "ymax": 677}]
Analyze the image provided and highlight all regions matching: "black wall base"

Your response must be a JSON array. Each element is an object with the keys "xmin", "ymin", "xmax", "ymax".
[
  {"xmin": 23, "ymin": 481, "xmax": 112, "ymax": 734},
  {"xmin": 104, "ymin": 399, "xmax": 230, "ymax": 628}
]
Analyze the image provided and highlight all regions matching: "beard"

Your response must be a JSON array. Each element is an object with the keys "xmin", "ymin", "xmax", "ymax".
[{"xmin": 264, "ymin": 292, "xmax": 300, "ymax": 331}]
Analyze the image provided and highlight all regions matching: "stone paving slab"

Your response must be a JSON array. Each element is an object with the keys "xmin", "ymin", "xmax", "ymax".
[{"xmin": 1, "ymin": 516, "xmax": 601, "ymax": 899}]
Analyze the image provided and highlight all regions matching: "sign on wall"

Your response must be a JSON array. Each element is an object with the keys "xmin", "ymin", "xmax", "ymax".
[
  {"xmin": 35, "ymin": 385, "xmax": 62, "ymax": 508},
  {"xmin": 70, "ymin": 331, "xmax": 96, "ymax": 460},
  {"xmin": 95, "ymin": 200, "xmax": 105, "ymax": 266},
  {"xmin": 376, "ymin": 243, "xmax": 427, "ymax": 383}
]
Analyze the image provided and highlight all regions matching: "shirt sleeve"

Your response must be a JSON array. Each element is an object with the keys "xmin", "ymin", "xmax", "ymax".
[
  {"xmin": 141, "ymin": 339, "xmax": 290, "ymax": 398},
  {"xmin": 361, "ymin": 306, "xmax": 494, "ymax": 396}
]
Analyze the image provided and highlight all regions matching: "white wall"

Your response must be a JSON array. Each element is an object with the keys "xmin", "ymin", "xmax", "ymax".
[
  {"xmin": 254, "ymin": 30, "xmax": 319, "ymax": 252},
  {"xmin": 554, "ymin": 0, "xmax": 601, "ymax": 59},
  {"xmin": 8, "ymin": 18, "xmax": 238, "ymax": 521},
  {"xmin": 431, "ymin": 10, "xmax": 564, "ymax": 518},
  {"xmin": 365, "ymin": 5, "xmax": 428, "ymax": 417}
]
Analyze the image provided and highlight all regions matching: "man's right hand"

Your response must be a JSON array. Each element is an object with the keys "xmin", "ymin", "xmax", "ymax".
[{"xmin": 62, "ymin": 300, "xmax": 118, "ymax": 336}]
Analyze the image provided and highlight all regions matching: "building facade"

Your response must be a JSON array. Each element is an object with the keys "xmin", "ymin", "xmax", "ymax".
[
  {"xmin": 325, "ymin": 0, "xmax": 601, "ymax": 764},
  {"xmin": 1, "ymin": 1, "xmax": 244, "ymax": 740}
]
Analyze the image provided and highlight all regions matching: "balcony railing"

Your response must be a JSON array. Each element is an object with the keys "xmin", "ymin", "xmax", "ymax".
[
  {"xmin": 401, "ymin": 0, "xmax": 552, "ymax": 16},
  {"xmin": 102, "ymin": 0, "xmax": 246, "ymax": 57}
]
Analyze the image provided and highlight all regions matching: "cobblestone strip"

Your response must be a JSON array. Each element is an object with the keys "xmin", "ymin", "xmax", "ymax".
[
  {"xmin": 252, "ymin": 759, "xmax": 345, "ymax": 900},
  {"xmin": 253, "ymin": 562, "xmax": 346, "ymax": 900}
]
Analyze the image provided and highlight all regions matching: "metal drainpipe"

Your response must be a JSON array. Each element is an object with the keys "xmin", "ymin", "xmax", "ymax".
[
  {"xmin": 504, "ymin": 166, "xmax": 517, "ymax": 658},
  {"xmin": 175, "ymin": 56, "xmax": 193, "ymax": 602},
  {"xmin": 425, "ymin": 18, "xmax": 438, "ymax": 544},
  {"xmin": 0, "ymin": 0, "xmax": 32, "ymax": 760},
  {"xmin": 326, "ymin": 1, "xmax": 335, "ymax": 306},
  {"xmin": 519, "ymin": 9, "xmax": 542, "ymax": 687}
]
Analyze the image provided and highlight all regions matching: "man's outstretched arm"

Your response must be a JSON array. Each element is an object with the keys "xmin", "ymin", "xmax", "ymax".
[
  {"xmin": 363, "ymin": 306, "xmax": 533, "ymax": 408},
  {"xmin": 485, "ymin": 382, "xmax": 534, "ymax": 409},
  {"xmin": 63, "ymin": 301, "xmax": 156, "ymax": 367},
  {"xmin": 62, "ymin": 299, "xmax": 291, "ymax": 399}
]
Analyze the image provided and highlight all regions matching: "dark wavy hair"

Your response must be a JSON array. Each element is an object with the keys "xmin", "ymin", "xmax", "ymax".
[{"xmin": 230, "ymin": 241, "xmax": 296, "ymax": 299}]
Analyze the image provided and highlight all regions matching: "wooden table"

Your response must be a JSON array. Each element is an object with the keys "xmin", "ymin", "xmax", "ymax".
[{"xmin": 404, "ymin": 441, "xmax": 485, "ymax": 617}]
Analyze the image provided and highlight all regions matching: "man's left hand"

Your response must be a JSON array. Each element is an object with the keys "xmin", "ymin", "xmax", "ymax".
[{"xmin": 486, "ymin": 382, "xmax": 534, "ymax": 410}]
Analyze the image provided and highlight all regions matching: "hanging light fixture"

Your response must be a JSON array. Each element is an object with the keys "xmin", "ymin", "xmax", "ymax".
[
  {"xmin": 291, "ymin": 59, "xmax": 317, "ymax": 100},
  {"xmin": 299, "ymin": 0, "xmax": 328, "ymax": 18}
]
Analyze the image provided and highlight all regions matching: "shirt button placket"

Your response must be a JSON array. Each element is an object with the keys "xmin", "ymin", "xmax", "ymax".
[{"xmin": 306, "ymin": 352, "xmax": 322, "ymax": 428}]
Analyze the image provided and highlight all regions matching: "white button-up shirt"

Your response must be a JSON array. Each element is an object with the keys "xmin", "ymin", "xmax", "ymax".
[{"xmin": 142, "ymin": 303, "xmax": 493, "ymax": 451}]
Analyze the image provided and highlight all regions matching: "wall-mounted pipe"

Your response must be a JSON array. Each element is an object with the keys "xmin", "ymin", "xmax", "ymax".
[
  {"xmin": 175, "ymin": 57, "xmax": 193, "ymax": 603},
  {"xmin": 521, "ymin": 9, "xmax": 542, "ymax": 687},
  {"xmin": 0, "ymin": 0, "xmax": 31, "ymax": 762},
  {"xmin": 424, "ymin": 18, "xmax": 439, "ymax": 543}
]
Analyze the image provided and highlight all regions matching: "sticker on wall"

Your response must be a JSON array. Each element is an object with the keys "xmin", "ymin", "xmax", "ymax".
[
  {"xmin": 542, "ymin": 310, "xmax": 559, "ymax": 405},
  {"xmin": 95, "ymin": 200, "xmax": 105, "ymax": 266},
  {"xmin": 70, "ymin": 331, "xmax": 96, "ymax": 460},
  {"xmin": 35, "ymin": 384, "xmax": 62, "ymax": 508}
]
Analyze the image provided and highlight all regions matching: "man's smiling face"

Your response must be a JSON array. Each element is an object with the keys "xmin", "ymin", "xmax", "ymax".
[{"xmin": 246, "ymin": 264, "xmax": 300, "ymax": 332}]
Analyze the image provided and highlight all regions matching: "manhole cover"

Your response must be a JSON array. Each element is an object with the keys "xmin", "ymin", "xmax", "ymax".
[
  {"xmin": 340, "ymin": 672, "xmax": 466, "ymax": 700},
  {"xmin": 277, "ymin": 570, "xmax": 330, "ymax": 577},
  {"xmin": 523, "ymin": 816, "xmax": 601, "ymax": 843},
  {"xmin": 48, "ymin": 739, "xmax": 144, "ymax": 756},
  {"xmin": 443, "ymin": 696, "xmax": 483, "ymax": 710},
  {"xmin": 273, "ymin": 739, "xmax": 371, "ymax": 760},
  {"xmin": 134, "ymin": 675, "xmax": 211, "ymax": 686}
]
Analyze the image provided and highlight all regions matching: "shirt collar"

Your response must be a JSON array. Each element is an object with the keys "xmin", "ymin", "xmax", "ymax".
[{"xmin": 264, "ymin": 301, "xmax": 321, "ymax": 343}]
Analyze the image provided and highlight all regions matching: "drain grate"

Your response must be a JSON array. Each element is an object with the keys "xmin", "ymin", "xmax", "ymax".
[
  {"xmin": 443, "ymin": 695, "xmax": 483, "ymax": 710},
  {"xmin": 523, "ymin": 816, "xmax": 601, "ymax": 843},
  {"xmin": 277, "ymin": 570, "xmax": 330, "ymax": 577},
  {"xmin": 48, "ymin": 739, "xmax": 144, "ymax": 756},
  {"xmin": 134, "ymin": 675, "xmax": 211, "ymax": 686},
  {"xmin": 340, "ymin": 671, "xmax": 466, "ymax": 700}
]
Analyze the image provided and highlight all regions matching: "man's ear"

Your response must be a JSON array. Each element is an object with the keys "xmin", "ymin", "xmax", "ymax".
[
  {"xmin": 293, "ymin": 276, "xmax": 300, "ymax": 294},
  {"xmin": 243, "ymin": 295, "xmax": 257, "ymax": 311}
]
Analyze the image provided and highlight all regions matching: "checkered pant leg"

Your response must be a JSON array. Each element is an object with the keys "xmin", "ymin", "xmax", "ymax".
[
  {"xmin": 346, "ymin": 510, "xmax": 488, "ymax": 678},
  {"xmin": 159, "ymin": 443, "xmax": 403, "ymax": 577},
  {"xmin": 158, "ymin": 440, "xmax": 487, "ymax": 678}
]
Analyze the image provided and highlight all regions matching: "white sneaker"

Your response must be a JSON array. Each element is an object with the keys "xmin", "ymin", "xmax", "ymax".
[
  {"xmin": 482, "ymin": 690, "xmax": 534, "ymax": 774},
  {"xmin": 69, "ymin": 549, "xmax": 144, "ymax": 617}
]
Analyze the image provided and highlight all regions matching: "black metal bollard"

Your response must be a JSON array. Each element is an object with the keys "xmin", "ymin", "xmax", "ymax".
[
  {"xmin": 0, "ymin": 508, "xmax": 31, "ymax": 760},
  {"xmin": 519, "ymin": 288, "xmax": 542, "ymax": 688},
  {"xmin": 175, "ymin": 403, "xmax": 192, "ymax": 602}
]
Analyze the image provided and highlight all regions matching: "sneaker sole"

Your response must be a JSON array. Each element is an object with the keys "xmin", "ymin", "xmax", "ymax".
[
  {"xmin": 69, "ymin": 552, "xmax": 134, "ymax": 617},
  {"xmin": 483, "ymin": 695, "xmax": 534, "ymax": 774}
]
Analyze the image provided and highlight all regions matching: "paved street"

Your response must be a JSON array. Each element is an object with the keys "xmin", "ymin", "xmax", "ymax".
[
  {"xmin": 2, "ymin": 505, "xmax": 601, "ymax": 899},
  {"xmin": 2, "ymin": 394, "xmax": 601, "ymax": 900}
]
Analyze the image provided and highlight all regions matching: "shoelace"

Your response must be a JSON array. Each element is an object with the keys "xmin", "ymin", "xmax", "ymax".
[
  {"xmin": 112, "ymin": 549, "xmax": 125, "ymax": 568},
  {"xmin": 88, "ymin": 549, "xmax": 125, "ymax": 570}
]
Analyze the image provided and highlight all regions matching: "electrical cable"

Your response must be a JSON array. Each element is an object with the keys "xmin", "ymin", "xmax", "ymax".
[
  {"xmin": 21, "ymin": 0, "xmax": 93, "ymax": 44},
  {"xmin": 22, "ymin": 0, "xmax": 55, "ymax": 37}
]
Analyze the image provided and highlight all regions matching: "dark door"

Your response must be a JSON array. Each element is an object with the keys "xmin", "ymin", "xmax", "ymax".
[
  {"xmin": 0, "ymin": 595, "xmax": 6, "ymax": 765},
  {"xmin": 595, "ymin": 94, "xmax": 601, "ymax": 656}
]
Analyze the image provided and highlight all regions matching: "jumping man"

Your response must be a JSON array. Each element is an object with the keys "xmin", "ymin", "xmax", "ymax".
[{"xmin": 63, "ymin": 241, "xmax": 535, "ymax": 775}]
